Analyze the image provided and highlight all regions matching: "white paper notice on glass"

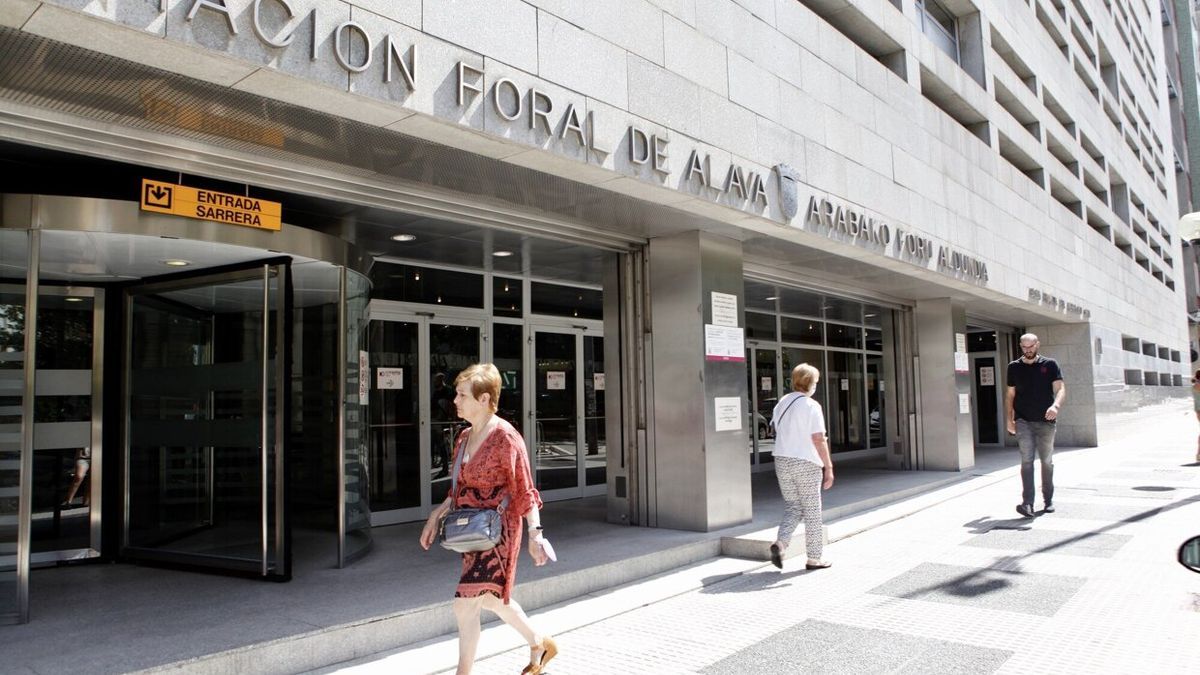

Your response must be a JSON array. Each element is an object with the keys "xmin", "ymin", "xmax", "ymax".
[
  {"xmin": 954, "ymin": 352, "xmax": 969, "ymax": 373},
  {"xmin": 547, "ymin": 371, "xmax": 566, "ymax": 390},
  {"xmin": 958, "ymin": 393, "xmax": 971, "ymax": 414},
  {"xmin": 714, "ymin": 397, "xmax": 742, "ymax": 431},
  {"xmin": 377, "ymin": 368, "xmax": 404, "ymax": 390},
  {"xmin": 704, "ymin": 324, "xmax": 746, "ymax": 361},
  {"xmin": 955, "ymin": 332, "xmax": 967, "ymax": 353},
  {"xmin": 761, "ymin": 377, "xmax": 772, "ymax": 392},
  {"xmin": 711, "ymin": 291, "xmax": 739, "ymax": 327},
  {"xmin": 979, "ymin": 367, "xmax": 995, "ymax": 386},
  {"xmin": 841, "ymin": 378, "xmax": 849, "ymax": 391},
  {"xmin": 593, "ymin": 373, "xmax": 605, "ymax": 391},
  {"xmin": 358, "ymin": 351, "xmax": 369, "ymax": 404}
]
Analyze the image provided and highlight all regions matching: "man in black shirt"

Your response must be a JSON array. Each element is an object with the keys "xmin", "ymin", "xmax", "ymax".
[{"xmin": 1005, "ymin": 333, "xmax": 1066, "ymax": 518}]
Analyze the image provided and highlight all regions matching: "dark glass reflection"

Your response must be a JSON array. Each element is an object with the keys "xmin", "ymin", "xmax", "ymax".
[
  {"xmin": 370, "ymin": 262, "xmax": 484, "ymax": 308},
  {"xmin": 754, "ymin": 348, "xmax": 776, "ymax": 463},
  {"xmin": 745, "ymin": 311, "xmax": 777, "ymax": 341},
  {"xmin": 493, "ymin": 323, "xmax": 524, "ymax": 436},
  {"xmin": 779, "ymin": 288, "xmax": 821, "ymax": 317},
  {"xmin": 826, "ymin": 324, "xmax": 863, "ymax": 349},
  {"xmin": 826, "ymin": 351, "xmax": 865, "ymax": 452},
  {"xmin": 429, "ymin": 324, "xmax": 480, "ymax": 505},
  {"xmin": 126, "ymin": 274, "xmax": 279, "ymax": 570},
  {"xmin": 968, "ymin": 331, "xmax": 997, "ymax": 352},
  {"xmin": 744, "ymin": 280, "xmax": 776, "ymax": 312},
  {"xmin": 584, "ymin": 336, "xmax": 606, "ymax": 486},
  {"xmin": 534, "ymin": 331, "xmax": 578, "ymax": 490},
  {"xmin": 780, "ymin": 317, "xmax": 823, "ymax": 344},
  {"xmin": 493, "ymin": 277, "xmax": 523, "ymax": 318},
  {"xmin": 368, "ymin": 321, "xmax": 420, "ymax": 512},
  {"xmin": 531, "ymin": 282, "xmax": 601, "ymax": 320}
]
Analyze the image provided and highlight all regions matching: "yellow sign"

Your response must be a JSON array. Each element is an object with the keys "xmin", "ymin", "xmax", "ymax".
[{"xmin": 140, "ymin": 179, "xmax": 282, "ymax": 231}]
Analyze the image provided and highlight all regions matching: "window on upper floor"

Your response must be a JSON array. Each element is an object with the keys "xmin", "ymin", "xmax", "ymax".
[{"xmin": 916, "ymin": 0, "xmax": 960, "ymax": 63}]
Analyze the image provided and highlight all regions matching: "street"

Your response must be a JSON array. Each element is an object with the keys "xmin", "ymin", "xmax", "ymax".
[{"xmin": 328, "ymin": 407, "xmax": 1200, "ymax": 675}]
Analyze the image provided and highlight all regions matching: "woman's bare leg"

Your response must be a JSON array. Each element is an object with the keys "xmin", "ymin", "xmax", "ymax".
[
  {"xmin": 480, "ymin": 593, "xmax": 552, "ymax": 671},
  {"xmin": 63, "ymin": 464, "xmax": 87, "ymax": 504},
  {"xmin": 452, "ymin": 596, "xmax": 485, "ymax": 675},
  {"xmin": 479, "ymin": 594, "xmax": 539, "ymax": 646}
]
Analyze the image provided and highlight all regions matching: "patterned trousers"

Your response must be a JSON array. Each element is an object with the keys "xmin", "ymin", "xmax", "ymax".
[{"xmin": 774, "ymin": 456, "xmax": 824, "ymax": 560}]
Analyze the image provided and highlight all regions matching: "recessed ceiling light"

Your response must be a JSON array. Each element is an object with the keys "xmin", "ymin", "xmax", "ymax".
[
  {"xmin": 161, "ymin": 259, "xmax": 191, "ymax": 267},
  {"xmin": 391, "ymin": 233, "xmax": 416, "ymax": 242},
  {"xmin": 765, "ymin": 296, "xmax": 778, "ymax": 301},
  {"xmin": 493, "ymin": 250, "xmax": 514, "ymax": 257},
  {"xmin": 64, "ymin": 297, "xmax": 84, "ymax": 303}
]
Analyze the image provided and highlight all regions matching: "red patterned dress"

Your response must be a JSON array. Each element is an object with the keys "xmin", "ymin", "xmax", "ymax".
[{"xmin": 452, "ymin": 418, "xmax": 542, "ymax": 604}]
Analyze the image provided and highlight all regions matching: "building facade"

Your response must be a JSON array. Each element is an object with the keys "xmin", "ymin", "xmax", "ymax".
[{"xmin": 0, "ymin": 0, "xmax": 1188, "ymax": 623}]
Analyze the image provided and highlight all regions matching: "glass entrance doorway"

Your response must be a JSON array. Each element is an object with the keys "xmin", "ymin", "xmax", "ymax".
[
  {"xmin": 122, "ymin": 263, "xmax": 291, "ymax": 579},
  {"xmin": 366, "ymin": 312, "xmax": 483, "ymax": 524},
  {"xmin": 968, "ymin": 329, "xmax": 1004, "ymax": 447},
  {"xmin": 531, "ymin": 327, "xmax": 606, "ymax": 501}
]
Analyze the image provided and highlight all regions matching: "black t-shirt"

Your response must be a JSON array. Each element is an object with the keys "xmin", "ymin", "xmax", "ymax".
[{"xmin": 1007, "ymin": 356, "xmax": 1063, "ymax": 423}]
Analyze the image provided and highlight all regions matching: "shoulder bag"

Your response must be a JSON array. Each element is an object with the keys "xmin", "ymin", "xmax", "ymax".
[
  {"xmin": 769, "ymin": 393, "xmax": 805, "ymax": 434},
  {"xmin": 439, "ymin": 434, "xmax": 510, "ymax": 553}
]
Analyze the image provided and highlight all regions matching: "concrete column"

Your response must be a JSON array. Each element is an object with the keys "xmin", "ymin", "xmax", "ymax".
[
  {"xmin": 647, "ymin": 231, "xmax": 750, "ymax": 531},
  {"xmin": 1023, "ymin": 323, "xmax": 1098, "ymax": 447},
  {"xmin": 914, "ymin": 298, "xmax": 974, "ymax": 470}
]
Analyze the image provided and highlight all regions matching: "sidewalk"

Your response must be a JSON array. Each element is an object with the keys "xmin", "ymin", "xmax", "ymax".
[
  {"xmin": 3, "ymin": 402, "xmax": 1189, "ymax": 674},
  {"xmin": 329, "ymin": 403, "xmax": 1200, "ymax": 674}
]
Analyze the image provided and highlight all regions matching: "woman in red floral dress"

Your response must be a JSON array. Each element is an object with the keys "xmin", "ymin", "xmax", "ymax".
[{"xmin": 420, "ymin": 363, "xmax": 558, "ymax": 675}]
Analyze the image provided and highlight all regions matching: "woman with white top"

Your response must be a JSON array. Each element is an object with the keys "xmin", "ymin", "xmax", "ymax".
[{"xmin": 769, "ymin": 363, "xmax": 835, "ymax": 570}]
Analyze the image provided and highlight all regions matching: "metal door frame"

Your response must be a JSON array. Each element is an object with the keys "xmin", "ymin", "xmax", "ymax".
[
  {"xmin": 970, "ymin": 351, "xmax": 1004, "ymax": 447},
  {"xmin": 529, "ymin": 319, "xmax": 604, "ymax": 501},
  {"xmin": 367, "ymin": 304, "xmax": 485, "ymax": 525},
  {"xmin": 120, "ymin": 261, "xmax": 291, "ymax": 578}
]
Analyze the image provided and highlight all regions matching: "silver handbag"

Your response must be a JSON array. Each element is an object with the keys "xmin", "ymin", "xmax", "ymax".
[
  {"xmin": 440, "ymin": 507, "xmax": 504, "ymax": 553},
  {"xmin": 439, "ymin": 436, "xmax": 509, "ymax": 554}
]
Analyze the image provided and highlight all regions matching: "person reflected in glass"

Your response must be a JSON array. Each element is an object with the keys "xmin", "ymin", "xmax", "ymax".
[
  {"xmin": 419, "ymin": 363, "xmax": 557, "ymax": 675},
  {"xmin": 769, "ymin": 364, "xmax": 834, "ymax": 571},
  {"xmin": 431, "ymin": 372, "xmax": 454, "ymax": 478},
  {"xmin": 61, "ymin": 446, "xmax": 90, "ymax": 508},
  {"xmin": 1192, "ymin": 370, "xmax": 1200, "ymax": 463}
]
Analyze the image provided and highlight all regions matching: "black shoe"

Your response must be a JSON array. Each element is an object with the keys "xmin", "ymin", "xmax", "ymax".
[
  {"xmin": 769, "ymin": 543, "xmax": 783, "ymax": 569},
  {"xmin": 1042, "ymin": 502, "xmax": 1055, "ymax": 513},
  {"xmin": 805, "ymin": 561, "xmax": 832, "ymax": 570},
  {"xmin": 1016, "ymin": 503, "xmax": 1035, "ymax": 518}
]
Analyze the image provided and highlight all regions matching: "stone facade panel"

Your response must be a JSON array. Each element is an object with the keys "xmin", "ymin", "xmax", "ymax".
[
  {"xmin": 536, "ymin": 12, "xmax": 629, "ymax": 108},
  {"xmin": 627, "ymin": 55, "xmax": 703, "ymax": 137},
  {"xmin": 699, "ymin": 88, "xmax": 762, "ymax": 165},
  {"xmin": 727, "ymin": 52, "xmax": 781, "ymax": 123},
  {"xmin": 423, "ymin": 0, "xmax": 537, "ymax": 72},
  {"xmin": 663, "ymin": 14, "xmax": 729, "ymax": 97},
  {"xmin": 347, "ymin": 0, "xmax": 421, "ymax": 28},
  {"xmin": 526, "ymin": 0, "xmax": 665, "ymax": 65}
]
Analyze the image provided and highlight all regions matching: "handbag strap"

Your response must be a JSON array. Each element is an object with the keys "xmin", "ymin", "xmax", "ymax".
[
  {"xmin": 771, "ymin": 393, "xmax": 805, "ymax": 430},
  {"xmin": 449, "ymin": 427, "xmax": 511, "ymax": 514}
]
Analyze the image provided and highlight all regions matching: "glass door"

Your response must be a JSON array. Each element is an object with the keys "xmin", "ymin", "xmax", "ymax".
[
  {"xmin": 0, "ymin": 242, "xmax": 32, "ymax": 622},
  {"xmin": 123, "ymin": 264, "xmax": 290, "ymax": 579},
  {"xmin": 530, "ymin": 325, "xmax": 604, "ymax": 500},
  {"xmin": 826, "ymin": 351, "xmax": 865, "ymax": 452},
  {"xmin": 532, "ymin": 329, "xmax": 579, "ymax": 498},
  {"xmin": 971, "ymin": 354, "xmax": 1001, "ymax": 446},
  {"xmin": 366, "ymin": 313, "xmax": 481, "ymax": 524}
]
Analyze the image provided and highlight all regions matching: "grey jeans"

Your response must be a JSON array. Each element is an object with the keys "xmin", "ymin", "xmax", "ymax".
[{"xmin": 1015, "ymin": 419, "xmax": 1056, "ymax": 506}]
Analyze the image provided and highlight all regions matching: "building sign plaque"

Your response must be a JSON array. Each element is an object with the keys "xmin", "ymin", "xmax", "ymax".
[{"xmin": 140, "ymin": 179, "xmax": 282, "ymax": 231}]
